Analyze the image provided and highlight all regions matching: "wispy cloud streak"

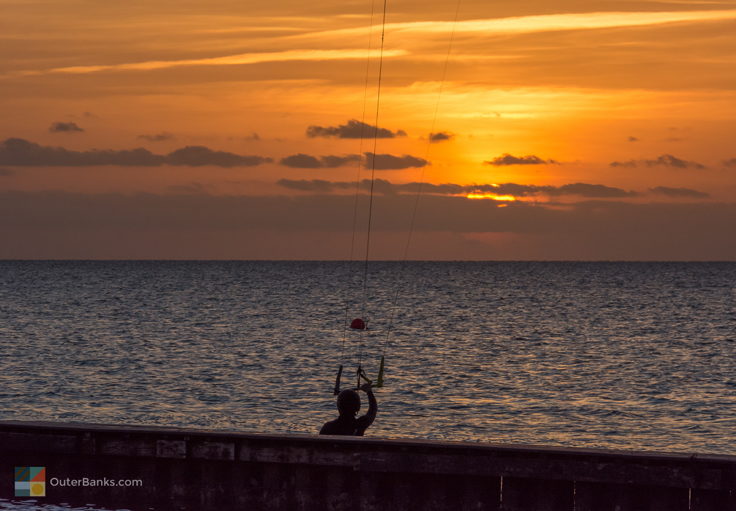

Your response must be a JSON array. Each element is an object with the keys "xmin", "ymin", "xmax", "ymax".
[
  {"xmin": 12, "ymin": 49, "xmax": 408, "ymax": 77},
  {"xmin": 304, "ymin": 9, "xmax": 736, "ymax": 40}
]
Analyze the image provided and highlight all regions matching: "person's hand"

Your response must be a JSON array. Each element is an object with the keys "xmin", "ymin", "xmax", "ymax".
[{"xmin": 359, "ymin": 383, "xmax": 373, "ymax": 392}]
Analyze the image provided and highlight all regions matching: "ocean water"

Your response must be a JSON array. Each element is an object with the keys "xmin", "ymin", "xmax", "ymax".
[{"xmin": 1, "ymin": 261, "xmax": 735, "ymax": 455}]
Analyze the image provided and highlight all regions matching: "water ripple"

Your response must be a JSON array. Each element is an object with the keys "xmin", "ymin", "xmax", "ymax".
[{"xmin": 0, "ymin": 261, "xmax": 734, "ymax": 455}]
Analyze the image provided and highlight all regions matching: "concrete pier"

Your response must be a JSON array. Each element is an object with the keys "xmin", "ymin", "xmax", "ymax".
[{"xmin": 1, "ymin": 420, "xmax": 735, "ymax": 510}]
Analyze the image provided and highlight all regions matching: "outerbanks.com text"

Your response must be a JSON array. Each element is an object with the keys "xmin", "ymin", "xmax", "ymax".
[{"xmin": 49, "ymin": 477, "xmax": 143, "ymax": 488}]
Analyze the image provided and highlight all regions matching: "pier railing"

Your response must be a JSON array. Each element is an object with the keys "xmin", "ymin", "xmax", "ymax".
[{"xmin": 1, "ymin": 421, "xmax": 734, "ymax": 510}]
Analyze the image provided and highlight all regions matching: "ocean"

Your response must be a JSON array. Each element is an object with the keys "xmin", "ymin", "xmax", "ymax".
[{"xmin": 1, "ymin": 260, "xmax": 735, "ymax": 456}]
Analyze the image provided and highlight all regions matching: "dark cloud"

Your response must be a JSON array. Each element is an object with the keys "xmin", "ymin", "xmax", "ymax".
[
  {"xmin": 277, "ymin": 179, "xmax": 635, "ymax": 199},
  {"xmin": 1, "ymin": 138, "xmax": 162, "ymax": 166},
  {"xmin": 413, "ymin": 182, "xmax": 464, "ymax": 195},
  {"xmin": 484, "ymin": 154, "xmax": 558, "ymax": 166},
  {"xmin": 280, "ymin": 152, "xmax": 420, "ymax": 170},
  {"xmin": 0, "ymin": 167, "xmax": 14, "ymax": 177},
  {"xmin": 610, "ymin": 154, "xmax": 706, "ymax": 170},
  {"xmin": 456, "ymin": 182, "xmax": 635, "ymax": 198},
  {"xmin": 321, "ymin": 154, "xmax": 362, "ymax": 168},
  {"xmin": 280, "ymin": 153, "xmax": 361, "ymax": 169},
  {"xmin": 649, "ymin": 186, "xmax": 709, "ymax": 198},
  {"xmin": 627, "ymin": 136, "xmax": 639, "ymax": 142},
  {"xmin": 166, "ymin": 146, "xmax": 270, "ymax": 167},
  {"xmin": 609, "ymin": 160, "xmax": 637, "ymax": 168},
  {"xmin": 647, "ymin": 154, "xmax": 705, "ymax": 169},
  {"xmin": 277, "ymin": 179, "xmax": 344, "ymax": 192},
  {"xmin": 0, "ymin": 138, "xmax": 271, "ymax": 167},
  {"xmin": 429, "ymin": 132, "xmax": 454, "ymax": 143},
  {"xmin": 475, "ymin": 183, "xmax": 632, "ymax": 198},
  {"xmin": 49, "ymin": 122, "xmax": 84, "ymax": 133},
  {"xmin": 722, "ymin": 158, "xmax": 736, "ymax": 168},
  {"xmin": 281, "ymin": 153, "xmax": 321, "ymax": 169},
  {"xmin": 365, "ymin": 152, "xmax": 428, "ymax": 170},
  {"xmin": 481, "ymin": 183, "xmax": 537, "ymax": 196},
  {"xmin": 306, "ymin": 119, "xmax": 406, "ymax": 139},
  {"xmin": 552, "ymin": 183, "xmax": 636, "ymax": 198},
  {"xmin": 138, "ymin": 132, "xmax": 175, "ymax": 142},
  {"xmin": 282, "ymin": 180, "xmax": 711, "ymax": 202}
]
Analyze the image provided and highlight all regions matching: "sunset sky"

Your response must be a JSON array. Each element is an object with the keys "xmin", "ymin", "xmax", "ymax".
[{"xmin": 1, "ymin": 0, "xmax": 735, "ymax": 259}]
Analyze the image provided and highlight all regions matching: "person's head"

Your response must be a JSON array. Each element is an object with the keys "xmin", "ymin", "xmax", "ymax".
[{"xmin": 337, "ymin": 389, "xmax": 361, "ymax": 416}]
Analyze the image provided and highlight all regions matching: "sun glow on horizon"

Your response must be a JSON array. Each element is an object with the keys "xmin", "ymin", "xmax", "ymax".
[{"xmin": 465, "ymin": 193, "xmax": 517, "ymax": 201}]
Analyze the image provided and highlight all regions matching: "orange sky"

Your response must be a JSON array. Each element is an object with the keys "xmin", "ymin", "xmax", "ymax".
[{"xmin": 1, "ymin": 0, "xmax": 735, "ymax": 259}]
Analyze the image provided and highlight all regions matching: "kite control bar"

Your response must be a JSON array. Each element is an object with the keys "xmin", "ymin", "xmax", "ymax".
[
  {"xmin": 332, "ymin": 357, "xmax": 385, "ymax": 395},
  {"xmin": 356, "ymin": 365, "xmax": 372, "ymax": 389}
]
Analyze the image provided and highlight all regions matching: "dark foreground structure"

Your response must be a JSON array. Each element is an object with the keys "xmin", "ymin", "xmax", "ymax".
[{"xmin": 1, "ymin": 421, "xmax": 735, "ymax": 510}]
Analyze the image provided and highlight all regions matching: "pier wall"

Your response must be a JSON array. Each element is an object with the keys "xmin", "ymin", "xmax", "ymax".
[{"xmin": 1, "ymin": 421, "xmax": 735, "ymax": 510}]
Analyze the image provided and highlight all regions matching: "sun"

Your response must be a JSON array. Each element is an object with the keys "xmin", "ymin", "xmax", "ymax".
[{"xmin": 465, "ymin": 193, "xmax": 517, "ymax": 201}]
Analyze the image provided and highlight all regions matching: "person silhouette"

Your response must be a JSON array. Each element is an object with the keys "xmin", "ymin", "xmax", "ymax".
[{"xmin": 319, "ymin": 383, "xmax": 377, "ymax": 436}]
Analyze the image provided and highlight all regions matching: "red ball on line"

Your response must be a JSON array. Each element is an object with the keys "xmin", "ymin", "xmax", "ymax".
[{"xmin": 350, "ymin": 318, "xmax": 367, "ymax": 330}]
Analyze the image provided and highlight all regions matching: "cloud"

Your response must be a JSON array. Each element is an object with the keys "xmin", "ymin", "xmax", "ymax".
[
  {"xmin": 138, "ymin": 132, "xmax": 175, "ymax": 142},
  {"xmin": 466, "ymin": 182, "xmax": 635, "ymax": 198},
  {"xmin": 552, "ymin": 183, "xmax": 636, "ymax": 198},
  {"xmin": 280, "ymin": 154, "xmax": 321, "ymax": 169},
  {"xmin": 723, "ymin": 158, "xmax": 736, "ymax": 168},
  {"xmin": 306, "ymin": 119, "xmax": 406, "ymax": 139},
  {"xmin": 429, "ymin": 132, "xmax": 454, "ymax": 143},
  {"xmin": 610, "ymin": 154, "xmax": 706, "ymax": 169},
  {"xmin": 49, "ymin": 122, "xmax": 84, "ymax": 133},
  {"xmin": 1, "ymin": 138, "xmax": 162, "ymax": 166},
  {"xmin": 280, "ymin": 152, "xmax": 424, "ymax": 170},
  {"xmin": 166, "ymin": 146, "xmax": 271, "ymax": 167},
  {"xmin": 647, "ymin": 154, "xmax": 705, "ymax": 169},
  {"xmin": 365, "ymin": 152, "xmax": 429, "ymax": 170},
  {"xmin": 318, "ymin": 10, "xmax": 736, "ymax": 40},
  {"xmin": 14, "ymin": 49, "xmax": 409, "ymax": 77},
  {"xmin": 280, "ymin": 153, "xmax": 362, "ymax": 169},
  {"xmin": 0, "ymin": 168, "xmax": 14, "ymax": 177},
  {"xmin": 484, "ymin": 154, "xmax": 558, "ymax": 166},
  {"xmin": 277, "ymin": 179, "xmax": 346, "ymax": 192},
  {"xmin": 649, "ymin": 186, "xmax": 709, "ymax": 198},
  {"xmin": 277, "ymin": 178, "xmax": 636, "ymax": 198},
  {"xmin": 322, "ymin": 154, "xmax": 363, "ymax": 168},
  {"xmin": 609, "ymin": 160, "xmax": 637, "ymax": 168},
  {"xmin": 281, "ymin": 179, "xmax": 719, "ymax": 203},
  {"xmin": 0, "ymin": 138, "xmax": 271, "ymax": 167}
]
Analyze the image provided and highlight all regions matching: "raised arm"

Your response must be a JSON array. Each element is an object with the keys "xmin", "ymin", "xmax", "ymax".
[{"xmin": 356, "ymin": 383, "xmax": 377, "ymax": 434}]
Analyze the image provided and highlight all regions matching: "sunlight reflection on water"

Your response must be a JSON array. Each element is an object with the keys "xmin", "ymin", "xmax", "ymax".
[{"xmin": 1, "ymin": 261, "xmax": 735, "ymax": 455}]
